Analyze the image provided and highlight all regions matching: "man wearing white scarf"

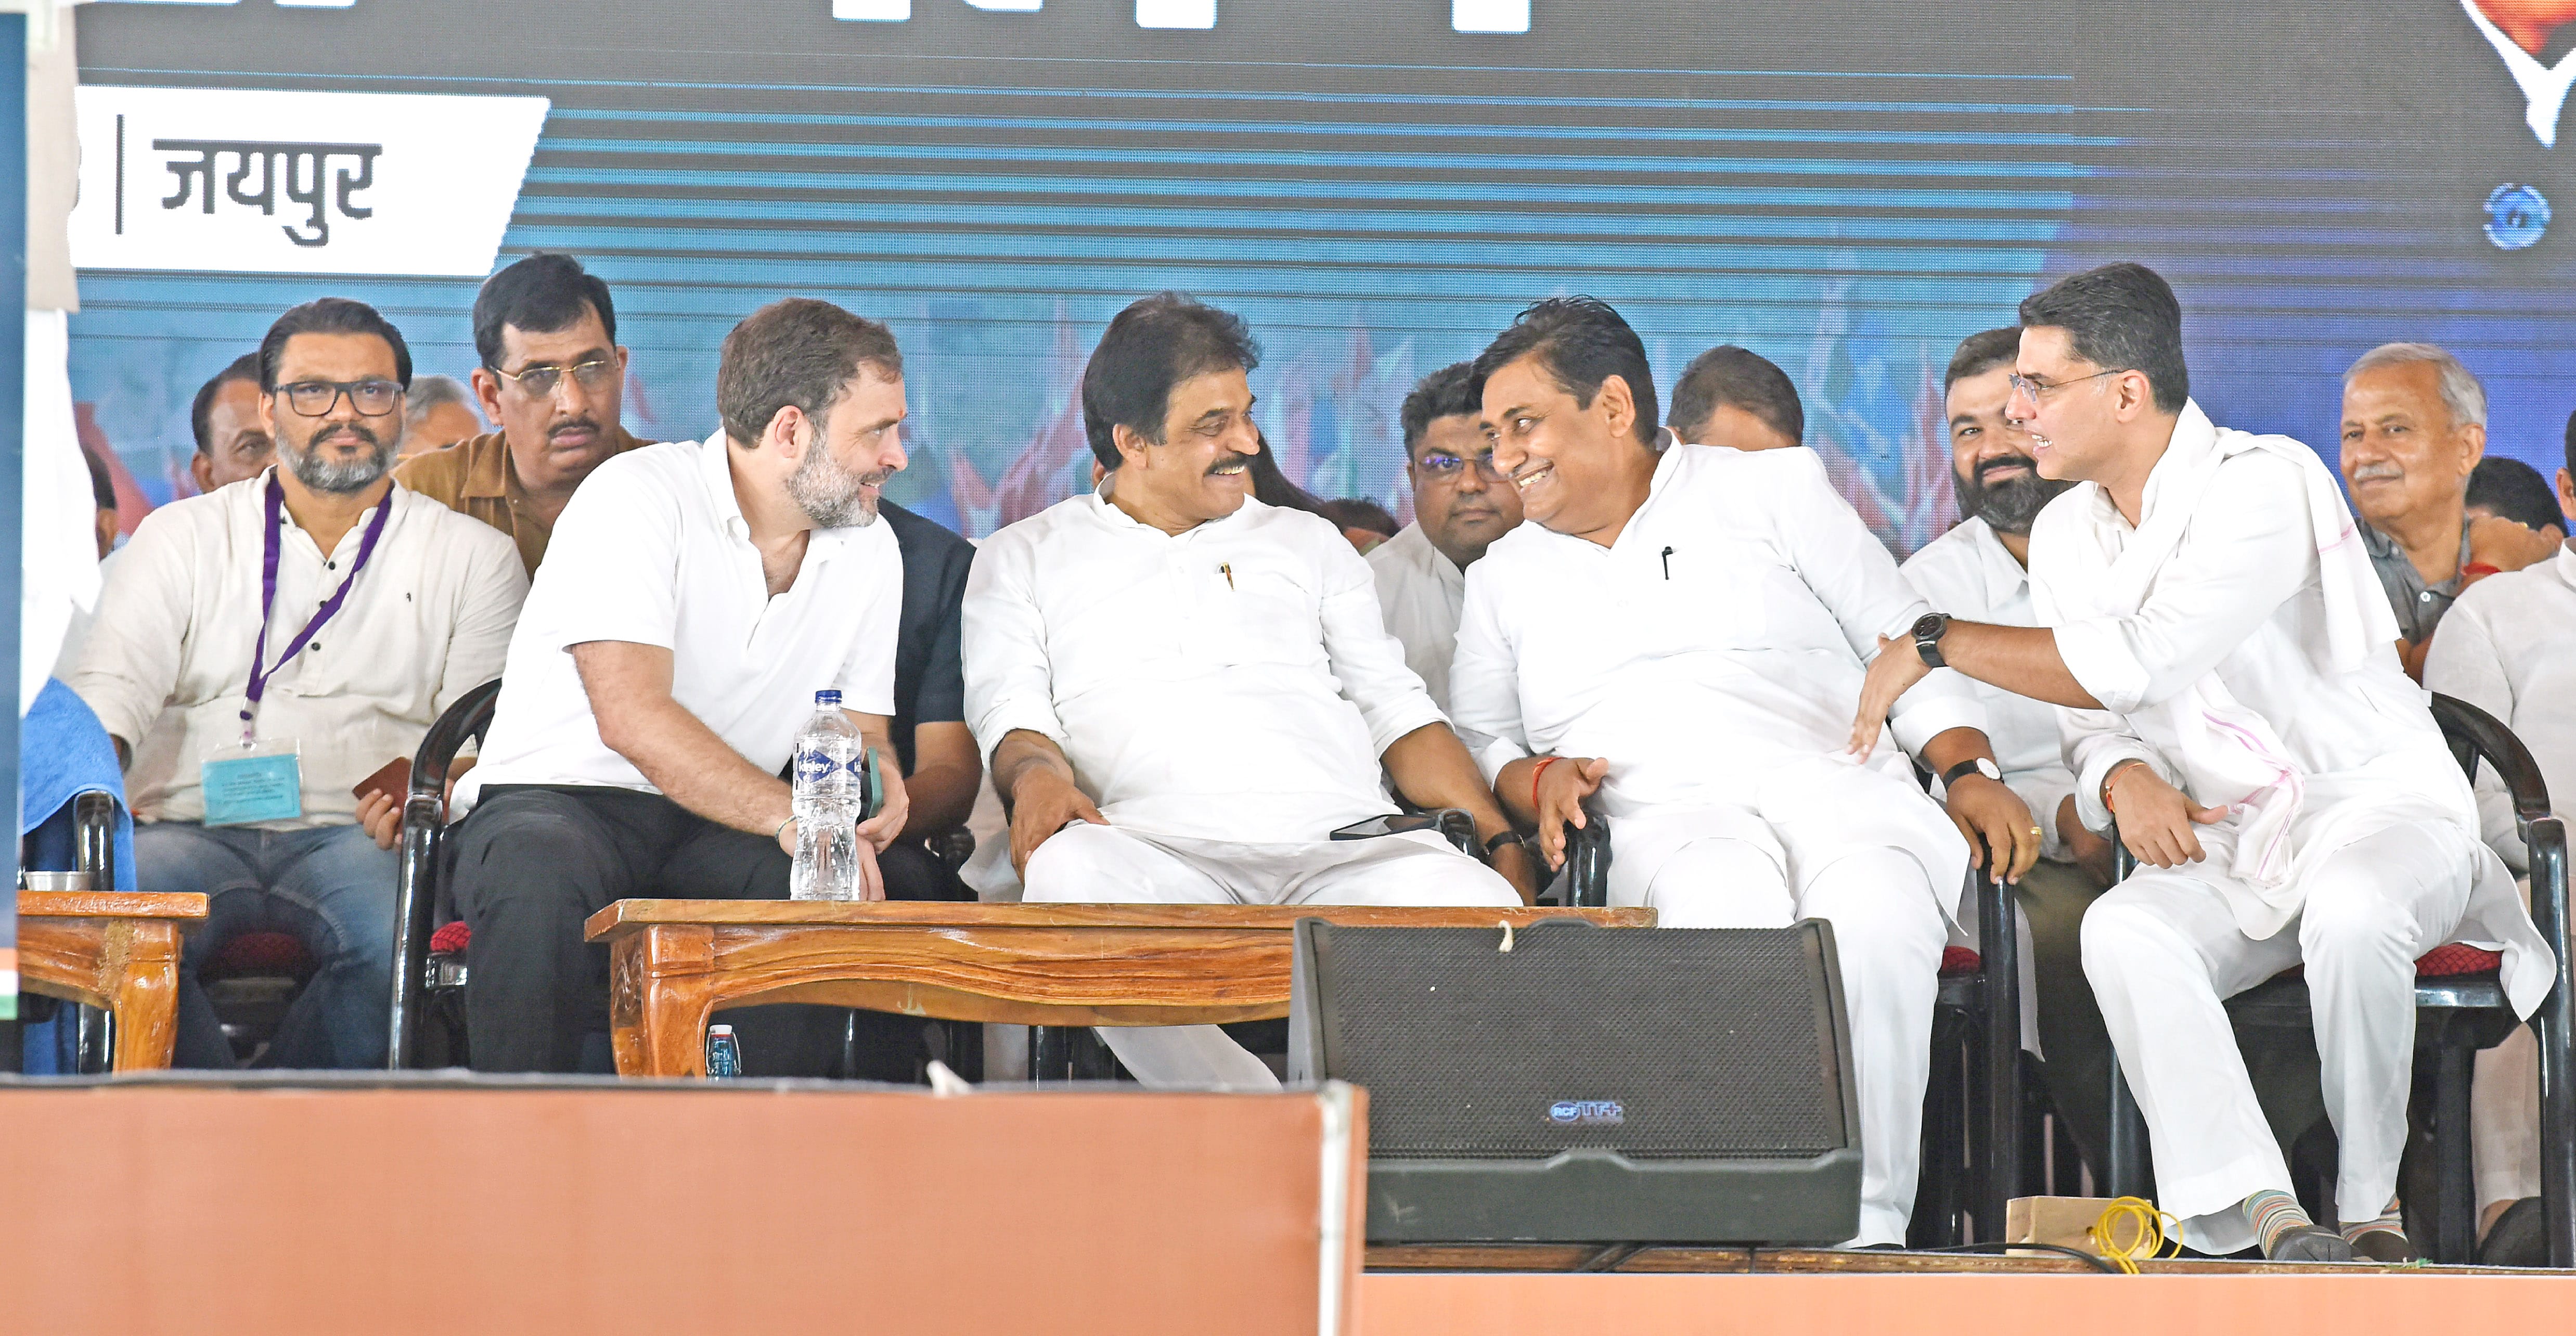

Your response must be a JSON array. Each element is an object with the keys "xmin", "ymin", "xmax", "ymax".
[{"xmin": 1850, "ymin": 264, "xmax": 2552, "ymax": 1263}]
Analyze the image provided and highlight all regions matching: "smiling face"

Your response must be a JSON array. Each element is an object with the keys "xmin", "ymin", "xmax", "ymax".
[
  {"xmin": 1482, "ymin": 353, "xmax": 1650, "ymax": 540},
  {"xmin": 785, "ymin": 366, "xmax": 908, "ymax": 528},
  {"xmin": 1113, "ymin": 365, "xmax": 1260, "ymax": 529},
  {"xmin": 1407, "ymin": 412, "xmax": 1522, "ymax": 568},
  {"xmin": 1946, "ymin": 364, "xmax": 2065, "ymax": 534},
  {"xmin": 2339, "ymin": 361, "xmax": 2482, "ymax": 535}
]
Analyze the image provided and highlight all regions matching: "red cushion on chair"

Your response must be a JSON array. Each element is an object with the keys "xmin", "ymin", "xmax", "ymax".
[
  {"xmin": 429, "ymin": 921, "xmax": 472, "ymax": 956},
  {"xmin": 208, "ymin": 930, "xmax": 315, "ymax": 977},
  {"xmin": 1940, "ymin": 946, "xmax": 1981, "ymax": 976},
  {"xmin": 2415, "ymin": 944, "xmax": 2504, "ymax": 978}
]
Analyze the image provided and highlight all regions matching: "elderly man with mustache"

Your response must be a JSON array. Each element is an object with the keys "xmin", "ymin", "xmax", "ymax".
[
  {"xmin": 70, "ymin": 298, "xmax": 527, "ymax": 1068},
  {"xmin": 965, "ymin": 293, "xmax": 1531, "ymax": 1089},
  {"xmin": 2340, "ymin": 342, "xmax": 2556, "ymax": 678},
  {"xmin": 1368, "ymin": 361, "xmax": 1524, "ymax": 712}
]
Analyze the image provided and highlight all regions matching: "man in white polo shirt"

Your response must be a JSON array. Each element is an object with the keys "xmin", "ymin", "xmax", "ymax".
[
  {"xmin": 966, "ymin": 292, "xmax": 1530, "ymax": 1089},
  {"xmin": 450, "ymin": 299, "xmax": 913, "ymax": 1073}
]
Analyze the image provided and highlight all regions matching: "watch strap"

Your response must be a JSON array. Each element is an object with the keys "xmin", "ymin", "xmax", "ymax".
[{"xmin": 1941, "ymin": 758, "xmax": 1994, "ymax": 788}]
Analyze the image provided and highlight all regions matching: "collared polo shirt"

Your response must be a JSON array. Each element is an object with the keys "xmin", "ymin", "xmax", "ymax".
[
  {"xmin": 2359, "ymin": 518, "xmax": 2472, "ymax": 643},
  {"xmin": 466, "ymin": 433, "xmax": 903, "ymax": 798},
  {"xmin": 393, "ymin": 425, "xmax": 651, "ymax": 575}
]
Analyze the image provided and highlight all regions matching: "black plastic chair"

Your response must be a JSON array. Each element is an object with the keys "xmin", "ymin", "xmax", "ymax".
[
  {"xmin": 2100, "ymin": 694, "xmax": 2575, "ymax": 1267},
  {"xmin": 1553, "ymin": 808, "xmax": 2024, "ymax": 1244},
  {"xmin": 386, "ymin": 678, "xmax": 503, "ymax": 1070}
]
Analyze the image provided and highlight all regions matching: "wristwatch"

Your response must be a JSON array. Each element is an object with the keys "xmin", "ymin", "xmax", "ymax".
[
  {"xmin": 1942, "ymin": 757, "xmax": 2002, "ymax": 788},
  {"xmin": 1912, "ymin": 612, "xmax": 1952, "ymax": 668}
]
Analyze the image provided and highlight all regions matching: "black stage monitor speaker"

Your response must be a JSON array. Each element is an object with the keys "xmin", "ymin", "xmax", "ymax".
[{"xmin": 1288, "ymin": 918, "xmax": 1860, "ymax": 1245}]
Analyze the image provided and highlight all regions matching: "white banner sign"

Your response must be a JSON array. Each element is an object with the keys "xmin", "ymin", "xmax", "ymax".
[{"xmin": 69, "ymin": 85, "xmax": 549, "ymax": 277}]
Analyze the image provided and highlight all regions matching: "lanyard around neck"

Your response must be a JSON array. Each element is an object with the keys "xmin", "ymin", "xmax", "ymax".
[{"xmin": 239, "ymin": 473, "xmax": 393, "ymax": 743}]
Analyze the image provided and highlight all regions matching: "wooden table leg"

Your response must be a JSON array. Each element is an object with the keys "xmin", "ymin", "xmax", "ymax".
[
  {"xmin": 107, "ymin": 920, "xmax": 184, "ymax": 1071},
  {"xmin": 610, "ymin": 923, "xmax": 716, "ymax": 1078}
]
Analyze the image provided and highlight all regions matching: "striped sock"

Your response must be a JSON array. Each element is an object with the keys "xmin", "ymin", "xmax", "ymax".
[
  {"xmin": 2343, "ymin": 1198, "xmax": 2405, "ymax": 1243},
  {"xmin": 2246, "ymin": 1189, "xmax": 2313, "ymax": 1253}
]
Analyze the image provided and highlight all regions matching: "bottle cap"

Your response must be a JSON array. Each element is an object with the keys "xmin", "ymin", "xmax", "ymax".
[
  {"xmin": 709, "ymin": 1024, "xmax": 736, "ymax": 1036},
  {"xmin": 814, "ymin": 689, "xmax": 842, "ymax": 706}
]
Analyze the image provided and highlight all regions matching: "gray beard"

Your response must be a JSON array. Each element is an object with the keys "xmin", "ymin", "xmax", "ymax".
[
  {"xmin": 1957, "ymin": 465, "xmax": 2070, "ymax": 536},
  {"xmin": 281, "ymin": 430, "xmax": 394, "ymax": 495},
  {"xmin": 789, "ymin": 443, "xmax": 884, "ymax": 529}
]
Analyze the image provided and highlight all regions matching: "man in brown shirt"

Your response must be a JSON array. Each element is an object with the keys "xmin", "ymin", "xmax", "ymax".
[{"xmin": 395, "ymin": 253, "xmax": 649, "ymax": 573}]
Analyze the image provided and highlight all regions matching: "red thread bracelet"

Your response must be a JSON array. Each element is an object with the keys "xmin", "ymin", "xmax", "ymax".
[{"xmin": 1530, "ymin": 756, "xmax": 1562, "ymax": 815}]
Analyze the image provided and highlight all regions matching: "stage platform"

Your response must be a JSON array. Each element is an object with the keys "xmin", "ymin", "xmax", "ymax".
[{"xmin": 4, "ymin": 1074, "xmax": 2569, "ymax": 1335}]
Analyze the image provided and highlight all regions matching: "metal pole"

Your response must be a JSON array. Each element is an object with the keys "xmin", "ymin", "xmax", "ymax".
[{"xmin": 0, "ymin": 12, "xmax": 31, "ymax": 1070}]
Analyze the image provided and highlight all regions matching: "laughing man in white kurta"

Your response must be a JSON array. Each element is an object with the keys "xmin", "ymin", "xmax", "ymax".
[
  {"xmin": 1450, "ymin": 299, "xmax": 2037, "ymax": 1247},
  {"xmin": 1850, "ymin": 263, "xmax": 2553, "ymax": 1261},
  {"xmin": 964, "ymin": 294, "xmax": 1528, "ymax": 1090}
]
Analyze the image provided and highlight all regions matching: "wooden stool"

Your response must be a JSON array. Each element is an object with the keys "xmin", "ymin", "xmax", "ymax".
[
  {"xmin": 584, "ymin": 901, "xmax": 1655, "ymax": 1078},
  {"xmin": 17, "ymin": 890, "xmax": 209, "ymax": 1071}
]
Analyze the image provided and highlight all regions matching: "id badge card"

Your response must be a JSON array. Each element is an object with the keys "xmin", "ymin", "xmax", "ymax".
[{"xmin": 202, "ymin": 736, "xmax": 305, "ymax": 827}]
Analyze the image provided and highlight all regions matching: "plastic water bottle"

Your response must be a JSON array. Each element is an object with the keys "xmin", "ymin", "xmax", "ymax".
[
  {"xmin": 791, "ymin": 689, "xmax": 866, "ymax": 901},
  {"xmin": 705, "ymin": 1024, "xmax": 741, "ymax": 1078}
]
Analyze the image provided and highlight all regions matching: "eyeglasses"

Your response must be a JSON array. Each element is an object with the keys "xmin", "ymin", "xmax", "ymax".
[
  {"xmin": 494, "ymin": 358, "xmax": 617, "ymax": 400},
  {"xmin": 1415, "ymin": 449, "xmax": 1508, "ymax": 482},
  {"xmin": 2006, "ymin": 367, "xmax": 2126, "ymax": 406},
  {"xmin": 279, "ymin": 379, "xmax": 402, "ymax": 418}
]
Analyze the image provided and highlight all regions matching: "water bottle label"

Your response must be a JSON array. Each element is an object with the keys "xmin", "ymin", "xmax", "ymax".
[{"xmin": 793, "ymin": 749, "xmax": 839, "ymax": 784}]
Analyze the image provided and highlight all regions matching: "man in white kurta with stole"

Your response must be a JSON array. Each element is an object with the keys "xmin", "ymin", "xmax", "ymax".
[
  {"xmin": 1448, "ymin": 298, "xmax": 2040, "ymax": 1248},
  {"xmin": 1851, "ymin": 263, "xmax": 2552, "ymax": 1262},
  {"xmin": 964, "ymin": 293, "xmax": 1532, "ymax": 1090}
]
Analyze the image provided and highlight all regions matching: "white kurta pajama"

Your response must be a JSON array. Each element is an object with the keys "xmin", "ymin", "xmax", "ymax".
[
  {"xmin": 963, "ymin": 490, "xmax": 1518, "ymax": 1088},
  {"xmin": 1449, "ymin": 442, "xmax": 1982, "ymax": 1245},
  {"xmin": 2031, "ymin": 402, "xmax": 2553, "ymax": 1253},
  {"xmin": 2422, "ymin": 548, "xmax": 2576, "ymax": 1216}
]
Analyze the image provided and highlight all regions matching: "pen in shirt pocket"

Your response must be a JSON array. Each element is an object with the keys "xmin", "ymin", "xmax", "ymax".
[{"xmin": 1220, "ymin": 562, "xmax": 1235, "ymax": 591}]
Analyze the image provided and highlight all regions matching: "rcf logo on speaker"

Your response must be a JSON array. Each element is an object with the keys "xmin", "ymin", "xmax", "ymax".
[{"xmin": 1547, "ymin": 1100, "xmax": 1625, "ymax": 1125}]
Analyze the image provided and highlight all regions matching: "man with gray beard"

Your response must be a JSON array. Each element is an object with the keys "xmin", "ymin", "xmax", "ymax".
[
  {"xmin": 70, "ymin": 298, "xmax": 527, "ymax": 1068},
  {"xmin": 448, "ymin": 299, "xmax": 918, "ymax": 1074},
  {"xmin": 1900, "ymin": 326, "xmax": 2122, "ymax": 1161}
]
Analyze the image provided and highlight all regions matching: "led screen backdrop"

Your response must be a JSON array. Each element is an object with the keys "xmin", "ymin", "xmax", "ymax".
[{"xmin": 66, "ymin": 0, "xmax": 2576, "ymax": 551}]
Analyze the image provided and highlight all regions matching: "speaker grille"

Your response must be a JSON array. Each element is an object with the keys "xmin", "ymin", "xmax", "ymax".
[{"xmin": 1311, "ymin": 922, "xmax": 1847, "ymax": 1161}]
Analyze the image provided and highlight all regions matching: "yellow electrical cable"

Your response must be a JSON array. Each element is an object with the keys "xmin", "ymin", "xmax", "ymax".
[{"xmin": 2089, "ymin": 1197, "xmax": 2181, "ymax": 1275}]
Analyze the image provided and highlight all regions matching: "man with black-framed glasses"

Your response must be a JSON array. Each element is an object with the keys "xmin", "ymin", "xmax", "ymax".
[
  {"xmin": 69, "ymin": 297, "xmax": 527, "ymax": 1069},
  {"xmin": 396, "ymin": 252, "xmax": 652, "ymax": 574},
  {"xmin": 1368, "ymin": 361, "xmax": 1523, "ymax": 710}
]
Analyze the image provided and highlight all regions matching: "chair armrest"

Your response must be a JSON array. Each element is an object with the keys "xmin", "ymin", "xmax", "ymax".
[
  {"xmin": 2429, "ymin": 693, "xmax": 2553, "ymax": 828},
  {"xmin": 1565, "ymin": 811, "xmax": 1611, "ymax": 908}
]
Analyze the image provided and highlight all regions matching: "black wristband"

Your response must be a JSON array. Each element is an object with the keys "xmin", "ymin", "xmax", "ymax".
[{"xmin": 1484, "ymin": 829, "xmax": 1522, "ymax": 856}]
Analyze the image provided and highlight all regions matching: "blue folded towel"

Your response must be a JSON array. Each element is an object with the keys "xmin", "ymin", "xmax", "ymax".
[{"xmin": 19, "ymin": 678, "xmax": 137, "ymax": 892}]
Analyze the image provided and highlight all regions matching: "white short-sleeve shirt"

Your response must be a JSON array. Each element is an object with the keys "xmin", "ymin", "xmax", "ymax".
[{"xmin": 467, "ymin": 433, "xmax": 903, "ymax": 797}]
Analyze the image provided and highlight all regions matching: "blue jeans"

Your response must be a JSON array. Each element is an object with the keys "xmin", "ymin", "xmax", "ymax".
[{"xmin": 135, "ymin": 820, "xmax": 399, "ymax": 1069}]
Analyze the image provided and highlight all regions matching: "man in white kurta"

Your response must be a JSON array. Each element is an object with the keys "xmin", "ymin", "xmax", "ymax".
[
  {"xmin": 1368, "ymin": 362, "xmax": 1522, "ymax": 712},
  {"xmin": 1452, "ymin": 301, "xmax": 2036, "ymax": 1247},
  {"xmin": 965, "ymin": 293, "xmax": 1527, "ymax": 1090},
  {"xmin": 2423, "ymin": 536, "xmax": 2576, "ymax": 1264},
  {"xmin": 1852, "ymin": 263, "xmax": 2552, "ymax": 1261}
]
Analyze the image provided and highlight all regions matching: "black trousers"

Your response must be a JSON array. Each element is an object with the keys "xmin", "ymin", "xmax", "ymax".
[{"xmin": 448, "ymin": 784, "xmax": 967, "ymax": 1074}]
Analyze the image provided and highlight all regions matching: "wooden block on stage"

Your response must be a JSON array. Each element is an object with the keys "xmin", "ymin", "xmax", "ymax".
[
  {"xmin": 15, "ymin": 889, "xmax": 208, "ymax": 1071},
  {"xmin": 582, "ymin": 900, "xmax": 1655, "ymax": 1078},
  {"xmin": 0, "ymin": 1075, "xmax": 1368, "ymax": 1335}
]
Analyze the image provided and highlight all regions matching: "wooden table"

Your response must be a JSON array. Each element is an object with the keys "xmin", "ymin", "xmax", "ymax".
[
  {"xmin": 16, "ymin": 889, "xmax": 209, "ymax": 1070},
  {"xmin": 584, "ymin": 901, "xmax": 1655, "ymax": 1078}
]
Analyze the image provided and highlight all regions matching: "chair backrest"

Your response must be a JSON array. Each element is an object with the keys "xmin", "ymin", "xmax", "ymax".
[
  {"xmin": 410, "ymin": 677, "xmax": 504, "ymax": 806},
  {"xmin": 2428, "ymin": 692, "xmax": 2553, "ymax": 830}
]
